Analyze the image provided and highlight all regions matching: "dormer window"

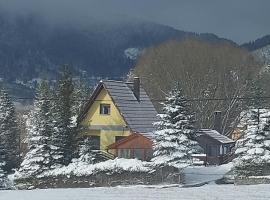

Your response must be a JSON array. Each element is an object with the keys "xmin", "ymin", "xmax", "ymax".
[{"xmin": 100, "ymin": 104, "xmax": 110, "ymax": 115}]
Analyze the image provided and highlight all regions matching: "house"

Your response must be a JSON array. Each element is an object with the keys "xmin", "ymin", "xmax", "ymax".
[
  {"xmin": 78, "ymin": 77, "xmax": 157, "ymax": 161},
  {"xmin": 196, "ymin": 129, "xmax": 235, "ymax": 165}
]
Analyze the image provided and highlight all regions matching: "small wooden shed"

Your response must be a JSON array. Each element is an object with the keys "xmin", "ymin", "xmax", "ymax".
[{"xmin": 196, "ymin": 129, "xmax": 235, "ymax": 165}]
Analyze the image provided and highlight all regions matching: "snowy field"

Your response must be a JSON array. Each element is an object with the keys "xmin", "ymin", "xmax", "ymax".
[
  {"xmin": 184, "ymin": 163, "xmax": 233, "ymax": 185},
  {"xmin": 1, "ymin": 184, "xmax": 270, "ymax": 200}
]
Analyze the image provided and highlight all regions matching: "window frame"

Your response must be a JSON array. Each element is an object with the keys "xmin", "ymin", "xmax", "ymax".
[{"xmin": 100, "ymin": 103, "xmax": 111, "ymax": 115}]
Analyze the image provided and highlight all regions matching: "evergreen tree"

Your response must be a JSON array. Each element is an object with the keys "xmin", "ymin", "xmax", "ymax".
[
  {"xmin": 18, "ymin": 81, "xmax": 54, "ymax": 176},
  {"xmin": 0, "ymin": 89, "xmax": 20, "ymax": 172},
  {"xmin": 0, "ymin": 161, "xmax": 7, "ymax": 188},
  {"xmin": 49, "ymin": 91, "xmax": 65, "ymax": 168},
  {"xmin": 152, "ymin": 84, "xmax": 200, "ymax": 168},
  {"xmin": 53, "ymin": 65, "xmax": 74, "ymax": 165},
  {"xmin": 72, "ymin": 77, "xmax": 91, "ymax": 117},
  {"xmin": 234, "ymin": 77, "xmax": 270, "ymax": 177},
  {"xmin": 0, "ymin": 144, "xmax": 7, "ymax": 188},
  {"xmin": 72, "ymin": 77, "xmax": 92, "ymax": 159},
  {"xmin": 77, "ymin": 137, "xmax": 98, "ymax": 164},
  {"xmin": 234, "ymin": 108, "xmax": 270, "ymax": 177},
  {"xmin": 246, "ymin": 78, "xmax": 266, "ymax": 109}
]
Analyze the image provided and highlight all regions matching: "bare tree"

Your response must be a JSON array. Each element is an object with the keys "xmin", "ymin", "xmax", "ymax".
[{"xmin": 133, "ymin": 38, "xmax": 262, "ymax": 135}]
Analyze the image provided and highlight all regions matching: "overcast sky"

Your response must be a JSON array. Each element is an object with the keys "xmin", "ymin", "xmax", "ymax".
[{"xmin": 1, "ymin": 0, "xmax": 269, "ymax": 44}]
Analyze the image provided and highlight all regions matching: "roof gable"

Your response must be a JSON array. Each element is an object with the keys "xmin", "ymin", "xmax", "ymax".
[
  {"xmin": 80, "ymin": 86, "xmax": 127, "ymax": 127},
  {"xmin": 79, "ymin": 80, "xmax": 158, "ymax": 138}
]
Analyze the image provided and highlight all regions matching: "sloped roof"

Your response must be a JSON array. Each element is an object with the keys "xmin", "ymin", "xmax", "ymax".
[
  {"xmin": 107, "ymin": 133, "xmax": 153, "ymax": 149},
  {"xmin": 197, "ymin": 129, "xmax": 234, "ymax": 144},
  {"xmin": 79, "ymin": 80, "xmax": 158, "ymax": 138}
]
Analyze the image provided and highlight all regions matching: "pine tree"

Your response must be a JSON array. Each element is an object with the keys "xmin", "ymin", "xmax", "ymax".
[
  {"xmin": 18, "ymin": 81, "xmax": 54, "ymax": 176},
  {"xmin": 0, "ymin": 144, "xmax": 7, "ymax": 188},
  {"xmin": 0, "ymin": 161, "xmax": 6, "ymax": 188},
  {"xmin": 0, "ymin": 89, "xmax": 20, "ymax": 172},
  {"xmin": 152, "ymin": 84, "xmax": 200, "ymax": 168},
  {"xmin": 49, "ymin": 91, "xmax": 65, "ymax": 168},
  {"xmin": 53, "ymin": 65, "xmax": 74, "ymax": 165},
  {"xmin": 233, "ymin": 108, "xmax": 270, "ymax": 177},
  {"xmin": 77, "ymin": 137, "xmax": 98, "ymax": 164},
  {"xmin": 72, "ymin": 77, "xmax": 91, "ymax": 117},
  {"xmin": 72, "ymin": 77, "xmax": 92, "ymax": 159},
  {"xmin": 234, "ymin": 77, "xmax": 270, "ymax": 177},
  {"xmin": 246, "ymin": 78, "xmax": 266, "ymax": 109}
]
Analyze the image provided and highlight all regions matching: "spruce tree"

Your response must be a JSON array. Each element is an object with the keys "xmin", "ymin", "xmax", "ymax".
[
  {"xmin": 77, "ymin": 137, "xmax": 98, "ymax": 164},
  {"xmin": 246, "ymin": 78, "xmax": 266, "ymax": 109},
  {"xmin": 72, "ymin": 77, "xmax": 92, "ymax": 159},
  {"xmin": 0, "ymin": 161, "xmax": 6, "ymax": 188},
  {"xmin": 0, "ymin": 89, "xmax": 20, "ymax": 172},
  {"xmin": 234, "ymin": 108, "xmax": 270, "ymax": 177},
  {"xmin": 53, "ymin": 65, "xmax": 74, "ymax": 165},
  {"xmin": 18, "ymin": 81, "xmax": 54, "ymax": 176},
  {"xmin": 234, "ymin": 77, "xmax": 270, "ymax": 177},
  {"xmin": 72, "ymin": 77, "xmax": 91, "ymax": 117},
  {"xmin": 0, "ymin": 144, "xmax": 7, "ymax": 188},
  {"xmin": 152, "ymin": 84, "xmax": 200, "ymax": 168}
]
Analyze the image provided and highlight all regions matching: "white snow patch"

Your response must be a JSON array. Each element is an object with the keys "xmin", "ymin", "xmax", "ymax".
[
  {"xmin": 124, "ymin": 48, "xmax": 143, "ymax": 60},
  {"xmin": 1, "ymin": 184, "xmax": 270, "ymax": 200},
  {"xmin": 20, "ymin": 158, "xmax": 152, "ymax": 179},
  {"xmin": 183, "ymin": 162, "xmax": 233, "ymax": 185}
]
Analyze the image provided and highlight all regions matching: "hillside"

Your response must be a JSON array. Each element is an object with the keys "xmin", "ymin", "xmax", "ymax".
[
  {"xmin": 252, "ymin": 44, "xmax": 270, "ymax": 65},
  {"xmin": 0, "ymin": 13, "xmax": 236, "ymax": 98},
  {"xmin": 242, "ymin": 35, "xmax": 270, "ymax": 51}
]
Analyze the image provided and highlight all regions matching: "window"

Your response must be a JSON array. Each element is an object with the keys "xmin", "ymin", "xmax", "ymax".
[
  {"xmin": 100, "ymin": 104, "xmax": 110, "ymax": 115},
  {"xmin": 118, "ymin": 149, "xmax": 131, "ymax": 158},
  {"xmin": 207, "ymin": 145, "xmax": 217, "ymax": 156}
]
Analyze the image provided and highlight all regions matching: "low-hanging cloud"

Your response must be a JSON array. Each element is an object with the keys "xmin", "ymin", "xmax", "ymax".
[{"xmin": 0, "ymin": 0, "xmax": 270, "ymax": 43}]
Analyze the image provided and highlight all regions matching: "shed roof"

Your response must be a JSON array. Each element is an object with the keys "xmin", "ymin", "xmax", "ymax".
[
  {"xmin": 79, "ymin": 80, "xmax": 158, "ymax": 138},
  {"xmin": 197, "ymin": 129, "xmax": 234, "ymax": 144}
]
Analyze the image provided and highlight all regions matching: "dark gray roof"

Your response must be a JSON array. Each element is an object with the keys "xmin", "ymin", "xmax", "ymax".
[
  {"xmin": 79, "ymin": 80, "xmax": 158, "ymax": 138},
  {"xmin": 102, "ymin": 80, "xmax": 158, "ymax": 138},
  {"xmin": 197, "ymin": 129, "xmax": 234, "ymax": 144}
]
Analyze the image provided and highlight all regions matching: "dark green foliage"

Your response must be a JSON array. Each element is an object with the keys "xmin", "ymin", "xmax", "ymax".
[
  {"xmin": 242, "ymin": 35, "xmax": 270, "ymax": 51},
  {"xmin": 0, "ymin": 89, "xmax": 20, "ymax": 172},
  {"xmin": 53, "ymin": 66, "xmax": 75, "ymax": 165},
  {"xmin": 246, "ymin": 78, "xmax": 266, "ymax": 109},
  {"xmin": 72, "ymin": 77, "xmax": 92, "ymax": 117}
]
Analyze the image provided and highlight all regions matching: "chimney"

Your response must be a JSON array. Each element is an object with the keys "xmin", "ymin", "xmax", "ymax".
[
  {"xmin": 214, "ymin": 111, "xmax": 222, "ymax": 134},
  {"xmin": 133, "ymin": 77, "xmax": 140, "ymax": 102}
]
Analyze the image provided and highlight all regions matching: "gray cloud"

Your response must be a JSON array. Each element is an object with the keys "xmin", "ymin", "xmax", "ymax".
[{"xmin": 1, "ymin": 0, "xmax": 269, "ymax": 43}]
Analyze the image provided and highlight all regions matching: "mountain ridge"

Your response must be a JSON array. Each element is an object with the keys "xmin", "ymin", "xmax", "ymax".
[{"xmin": 0, "ymin": 13, "xmax": 237, "ymax": 82}]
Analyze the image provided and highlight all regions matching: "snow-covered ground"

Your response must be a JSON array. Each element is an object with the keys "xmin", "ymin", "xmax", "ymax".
[
  {"xmin": 183, "ymin": 163, "xmax": 233, "ymax": 185},
  {"xmin": 1, "ymin": 184, "xmax": 270, "ymax": 200}
]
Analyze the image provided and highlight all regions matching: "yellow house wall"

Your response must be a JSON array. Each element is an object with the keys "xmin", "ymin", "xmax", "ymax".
[{"xmin": 80, "ymin": 87, "xmax": 131, "ymax": 150}]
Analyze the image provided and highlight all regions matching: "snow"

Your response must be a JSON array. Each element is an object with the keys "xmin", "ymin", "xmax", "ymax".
[
  {"xmin": 19, "ymin": 158, "xmax": 152, "ymax": 179},
  {"xmin": 183, "ymin": 163, "xmax": 233, "ymax": 185},
  {"xmin": 124, "ymin": 48, "xmax": 143, "ymax": 60},
  {"xmin": 253, "ymin": 44, "xmax": 270, "ymax": 65},
  {"xmin": 1, "ymin": 184, "xmax": 270, "ymax": 200}
]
